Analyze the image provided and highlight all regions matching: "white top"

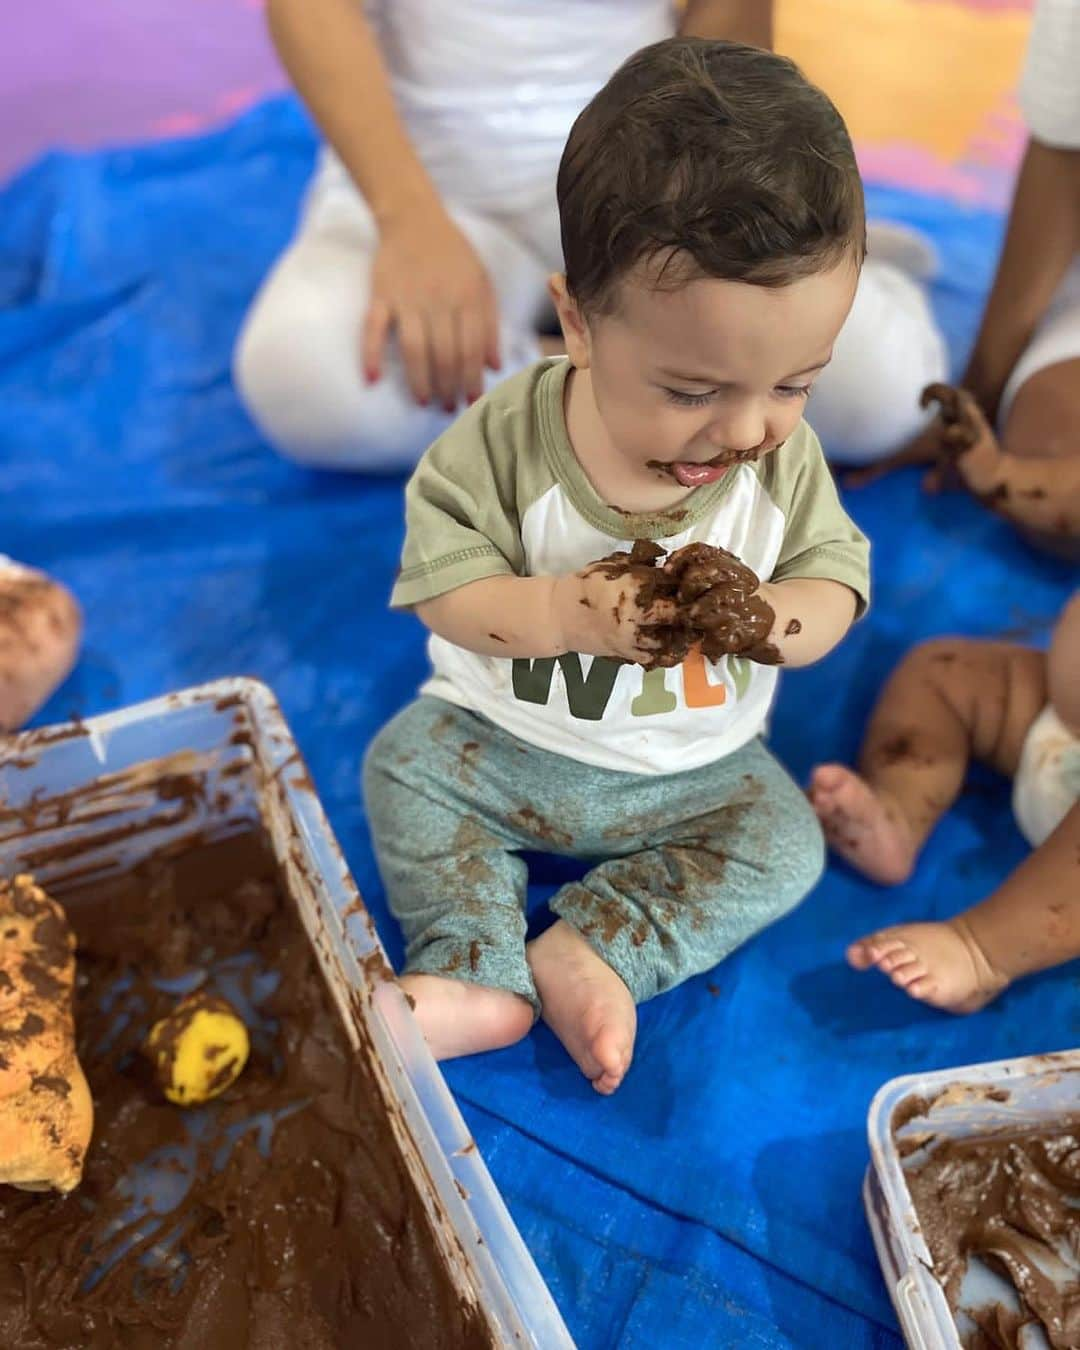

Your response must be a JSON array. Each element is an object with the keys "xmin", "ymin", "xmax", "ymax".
[
  {"xmin": 1020, "ymin": 0, "xmax": 1080, "ymax": 149},
  {"xmin": 365, "ymin": 0, "xmax": 676, "ymax": 210}
]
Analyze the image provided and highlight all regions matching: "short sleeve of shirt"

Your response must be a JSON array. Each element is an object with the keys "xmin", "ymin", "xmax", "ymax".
[
  {"xmin": 757, "ymin": 423, "xmax": 871, "ymax": 617},
  {"xmin": 390, "ymin": 365, "xmax": 562, "ymax": 609},
  {"xmin": 391, "ymin": 407, "xmax": 523, "ymax": 608},
  {"xmin": 1020, "ymin": 0, "xmax": 1080, "ymax": 150}
]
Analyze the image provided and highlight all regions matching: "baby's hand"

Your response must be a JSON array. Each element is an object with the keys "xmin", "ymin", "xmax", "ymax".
[
  {"xmin": 842, "ymin": 383, "xmax": 1000, "ymax": 493},
  {"xmin": 363, "ymin": 209, "xmax": 501, "ymax": 410},
  {"xmin": 557, "ymin": 540, "xmax": 778, "ymax": 670},
  {"xmin": 919, "ymin": 383, "xmax": 1002, "ymax": 496},
  {"xmin": 664, "ymin": 544, "xmax": 778, "ymax": 663},
  {"xmin": 569, "ymin": 541, "xmax": 683, "ymax": 667}
]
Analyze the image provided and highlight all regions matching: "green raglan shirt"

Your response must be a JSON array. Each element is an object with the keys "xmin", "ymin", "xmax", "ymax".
[{"xmin": 393, "ymin": 359, "xmax": 870, "ymax": 775}]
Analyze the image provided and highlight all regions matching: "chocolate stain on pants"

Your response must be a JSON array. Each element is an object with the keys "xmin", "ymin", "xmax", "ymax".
[{"xmin": 363, "ymin": 696, "xmax": 824, "ymax": 1010}]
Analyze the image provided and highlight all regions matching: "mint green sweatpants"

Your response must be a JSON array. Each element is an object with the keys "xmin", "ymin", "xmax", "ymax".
[{"xmin": 363, "ymin": 696, "xmax": 824, "ymax": 1012}]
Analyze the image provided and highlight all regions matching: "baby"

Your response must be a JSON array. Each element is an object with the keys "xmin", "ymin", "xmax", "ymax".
[
  {"xmin": 365, "ymin": 39, "xmax": 870, "ymax": 1093},
  {"xmin": 811, "ymin": 591, "xmax": 1079, "ymax": 1013}
]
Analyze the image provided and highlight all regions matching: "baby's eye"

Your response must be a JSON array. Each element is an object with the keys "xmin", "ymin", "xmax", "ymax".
[
  {"xmin": 775, "ymin": 385, "xmax": 812, "ymax": 400},
  {"xmin": 664, "ymin": 388, "xmax": 716, "ymax": 408}
]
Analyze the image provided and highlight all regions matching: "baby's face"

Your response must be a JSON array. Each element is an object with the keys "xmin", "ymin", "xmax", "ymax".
[{"xmin": 580, "ymin": 256, "xmax": 858, "ymax": 487}]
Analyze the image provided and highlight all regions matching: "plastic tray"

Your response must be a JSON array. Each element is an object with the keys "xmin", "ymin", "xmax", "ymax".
[
  {"xmin": 0, "ymin": 677, "xmax": 574, "ymax": 1349},
  {"xmin": 864, "ymin": 1049, "xmax": 1080, "ymax": 1350}
]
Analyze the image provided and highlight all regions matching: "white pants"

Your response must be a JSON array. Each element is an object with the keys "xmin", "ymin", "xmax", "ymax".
[
  {"xmin": 234, "ymin": 157, "xmax": 949, "ymax": 472},
  {"xmin": 999, "ymin": 256, "xmax": 1080, "ymax": 426},
  {"xmin": 1012, "ymin": 704, "xmax": 1080, "ymax": 848}
]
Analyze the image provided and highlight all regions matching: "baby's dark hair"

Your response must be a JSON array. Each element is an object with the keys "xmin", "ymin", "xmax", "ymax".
[{"xmin": 557, "ymin": 38, "xmax": 866, "ymax": 313}]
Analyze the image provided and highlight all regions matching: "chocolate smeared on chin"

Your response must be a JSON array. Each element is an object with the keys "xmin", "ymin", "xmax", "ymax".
[{"xmin": 594, "ymin": 539, "xmax": 779, "ymax": 670}]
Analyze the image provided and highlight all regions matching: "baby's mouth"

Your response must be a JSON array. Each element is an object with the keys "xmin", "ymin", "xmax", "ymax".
[
  {"xmin": 647, "ymin": 446, "xmax": 764, "ymax": 487},
  {"xmin": 667, "ymin": 462, "xmax": 729, "ymax": 487}
]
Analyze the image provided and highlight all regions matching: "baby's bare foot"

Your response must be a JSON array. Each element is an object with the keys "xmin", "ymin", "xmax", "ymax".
[
  {"xmin": 0, "ymin": 561, "xmax": 81, "ymax": 732},
  {"xmin": 527, "ymin": 920, "xmax": 636, "ymax": 1095},
  {"xmin": 809, "ymin": 764, "xmax": 916, "ymax": 885},
  {"xmin": 846, "ymin": 917, "xmax": 1009, "ymax": 1013},
  {"xmin": 399, "ymin": 973, "xmax": 533, "ymax": 1060}
]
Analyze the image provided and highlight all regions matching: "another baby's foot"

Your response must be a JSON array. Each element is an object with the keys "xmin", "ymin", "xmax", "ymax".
[
  {"xmin": 809, "ymin": 764, "xmax": 916, "ymax": 885},
  {"xmin": 398, "ymin": 973, "xmax": 534, "ymax": 1060},
  {"xmin": 0, "ymin": 560, "xmax": 81, "ymax": 732},
  {"xmin": 846, "ymin": 918, "xmax": 1009, "ymax": 1014},
  {"xmin": 527, "ymin": 920, "xmax": 636, "ymax": 1095}
]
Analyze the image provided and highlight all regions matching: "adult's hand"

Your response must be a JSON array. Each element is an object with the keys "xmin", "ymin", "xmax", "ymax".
[{"xmin": 363, "ymin": 210, "xmax": 501, "ymax": 411}]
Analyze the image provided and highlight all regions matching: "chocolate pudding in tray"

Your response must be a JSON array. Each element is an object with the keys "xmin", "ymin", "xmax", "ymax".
[
  {"xmin": 865, "ymin": 1050, "xmax": 1080, "ymax": 1350},
  {"xmin": 0, "ymin": 678, "xmax": 573, "ymax": 1349}
]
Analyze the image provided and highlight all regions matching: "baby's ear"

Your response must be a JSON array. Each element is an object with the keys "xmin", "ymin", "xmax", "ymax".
[{"xmin": 547, "ymin": 274, "xmax": 590, "ymax": 369}]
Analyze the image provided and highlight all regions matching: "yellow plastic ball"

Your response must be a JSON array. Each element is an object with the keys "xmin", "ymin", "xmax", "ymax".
[{"xmin": 144, "ymin": 991, "xmax": 250, "ymax": 1106}]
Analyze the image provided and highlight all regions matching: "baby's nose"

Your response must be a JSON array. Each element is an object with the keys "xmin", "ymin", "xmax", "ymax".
[{"xmin": 707, "ymin": 405, "xmax": 767, "ymax": 455}]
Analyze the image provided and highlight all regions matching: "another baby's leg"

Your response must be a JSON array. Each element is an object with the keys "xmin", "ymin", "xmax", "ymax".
[
  {"xmin": 850, "ymin": 800, "xmax": 1080, "ymax": 1013},
  {"xmin": 1048, "ymin": 590, "xmax": 1080, "ymax": 733},
  {"xmin": 363, "ymin": 700, "xmax": 536, "ymax": 1059},
  {"xmin": 810, "ymin": 638, "xmax": 1046, "ymax": 884},
  {"xmin": 536, "ymin": 742, "xmax": 824, "ymax": 1092},
  {"xmin": 0, "ymin": 560, "xmax": 81, "ymax": 732},
  {"xmin": 961, "ymin": 799, "xmax": 1080, "ymax": 992}
]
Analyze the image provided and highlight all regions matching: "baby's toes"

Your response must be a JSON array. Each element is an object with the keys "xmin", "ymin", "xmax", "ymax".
[
  {"xmin": 876, "ymin": 942, "xmax": 920, "ymax": 976},
  {"xmin": 901, "ymin": 971, "xmax": 938, "ymax": 1002},
  {"xmin": 846, "ymin": 939, "xmax": 875, "ymax": 970}
]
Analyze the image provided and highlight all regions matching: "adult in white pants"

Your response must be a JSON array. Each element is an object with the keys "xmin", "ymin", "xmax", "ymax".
[
  {"xmin": 235, "ymin": 0, "xmax": 947, "ymax": 472},
  {"xmin": 854, "ymin": 0, "xmax": 1080, "ymax": 559}
]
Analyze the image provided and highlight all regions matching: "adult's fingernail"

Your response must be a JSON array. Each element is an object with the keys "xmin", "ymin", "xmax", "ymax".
[{"xmin": 443, "ymin": 401, "xmax": 456, "ymax": 414}]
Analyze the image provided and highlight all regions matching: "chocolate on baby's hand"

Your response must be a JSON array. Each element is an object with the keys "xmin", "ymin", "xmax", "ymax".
[
  {"xmin": 919, "ymin": 382, "xmax": 1002, "ymax": 496},
  {"xmin": 843, "ymin": 382, "xmax": 995, "ymax": 492},
  {"xmin": 592, "ymin": 540, "xmax": 779, "ymax": 670},
  {"xmin": 920, "ymin": 383, "xmax": 983, "ymax": 457}
]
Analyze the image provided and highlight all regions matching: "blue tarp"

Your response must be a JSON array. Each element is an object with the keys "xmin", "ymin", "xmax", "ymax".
[{"xmin": 1, "ymin": 97, "xmax": 1074, "ymax": 1348}]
